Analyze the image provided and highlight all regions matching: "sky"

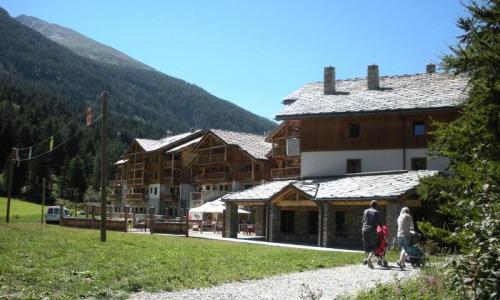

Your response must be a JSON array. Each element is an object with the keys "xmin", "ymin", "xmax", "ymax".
[{"xmin": 0, "ymin": 1, "xmax": 469, "ymax": 121}]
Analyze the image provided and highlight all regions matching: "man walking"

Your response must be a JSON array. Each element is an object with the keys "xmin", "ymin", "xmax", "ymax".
[{"xmin": 362, "ymin": 200, "xmax": 381, "ymax": 268}]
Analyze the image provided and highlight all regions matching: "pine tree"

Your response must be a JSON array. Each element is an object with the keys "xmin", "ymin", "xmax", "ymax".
[{"xmin": 418, "ymin": 1, "xmax": 499, "ymax": 299}]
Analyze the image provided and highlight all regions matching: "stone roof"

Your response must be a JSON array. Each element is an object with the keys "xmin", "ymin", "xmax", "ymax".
[
  {"xmin": 314, "ymin": 170, "xmax": 437, "ymax": 201},
  {"xmin": 222, "ymin": 180, "xmax": 295, "ymax": 201},
  {"xmin": 210, "ymin": 129, "xmax": 272, "ymax": 160},
  {"xmin": 135, "ymin": 130, "xmax": 203, "ymax": 152},
  {"xmin": 276, "ymin": 73, "xmax": 468, "ymax": 119},
  {"xmin": 167, "ymin": 137, "xmax": 202, "ymax": 153},
  {"xmin": 223, "ymin": 170, "xmax": 437, "ymax": 202}
]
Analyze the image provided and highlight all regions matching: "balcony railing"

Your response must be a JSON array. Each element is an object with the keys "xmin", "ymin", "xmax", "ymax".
[
  {"xmin": 271, "ymin": 167, "xmax": 301, "ymax": 180},
  {"xmin": 195, "ymin": 171, "xmax": 226, "ymax": 182},
  {"xmin": 126, "ymin": 193, "xmax": 145, "ymax": 202},
  {"xmin": 197, "ymin": 153, "xmax": 226, "ymax": 164},
  {"xmin": 129, "ymin": 162, "xmax": 144, "ymax": 171},
  {"xmin": 109, "ymin": 180, "xmax": 126, "ymax": 187},
  {"xmin": 160, "ymin": 193, "xmax": 178, "ymax": 202},
  {"xmin": 162, "ymin": 160, "xmax": 182, "ymax": 169},
  {"xmin": 272, "ymin": 145, "xmax": 287, "ymax": 157},
  {"xmin": 238, "ymin": 171, "xmax": 253, "ymax": 181},
  {"xmin": 126, "ymin": 178, "xmax": 143, "ymax": 186}
]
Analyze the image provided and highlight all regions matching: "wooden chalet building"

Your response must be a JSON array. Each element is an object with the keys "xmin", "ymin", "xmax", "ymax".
[
  {"xmin": 188, "ymin": 129, "xmax": 272, "ymax": 208},
  {"xmin": 110, "ymin": 130, "xmax": 204, "ymax": 215},
  {"xmin": 223, "ymin": 64, "xmax": 469, "ymax": 248}
]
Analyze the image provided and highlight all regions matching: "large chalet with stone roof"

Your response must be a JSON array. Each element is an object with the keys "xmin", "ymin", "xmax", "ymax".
[
  {"xmin": 109, "ymin": 63, "xmax": 468, "ymax": 249},
  {"xmin": 223, "ymin": 64, "xmax": 468, "ymax": 248}
]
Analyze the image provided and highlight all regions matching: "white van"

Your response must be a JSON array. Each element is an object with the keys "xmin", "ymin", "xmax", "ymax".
[{"xmin": 45, "ymin": 206, "xmax": 71, "ymax": 224}]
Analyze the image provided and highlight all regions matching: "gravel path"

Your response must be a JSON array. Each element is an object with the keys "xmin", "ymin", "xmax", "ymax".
[{"xmin": 130, "ymin": 264, "xmax": 419, "ymax": 300}]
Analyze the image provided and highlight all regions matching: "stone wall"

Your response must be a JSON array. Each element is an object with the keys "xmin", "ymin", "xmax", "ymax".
[
  {"xmin": 255, "ymin": 206, "xmax": 265, "ymax": 236},
  {"xmin": 224, "ymin": 202, "xmax": 238, "ymax": 238},
  {"xmin": 277, "ymin": 209, "xmax": 317, "ymax": 244},
  {"xmin": 320, "ymin": 203, "xmax": 336, "ymax": 247}
]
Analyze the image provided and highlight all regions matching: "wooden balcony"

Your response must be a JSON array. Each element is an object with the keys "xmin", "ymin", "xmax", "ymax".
[
  {"xmin": 197, "ymin": 153, "xmax": 226, "ymax": 165},
  {"xmin": 126, "ymin": 178, "xmax": 143, "ymax": 186},
  {"xmin": 160, "ymin": 193, "xmax": 178, "ymax": 202},
  {"xmin": 272, "ymin": 145, "xmax": 286, "ymax": 157},
  {"xmin": 162, "ymin": 160, "xmax": 182, "ymax": 169},
  {"xmin": 126, "ymin": 193, "xmax": 145, "ymax": 202},
  {"xmin": 195, "ymin": 171, "xmax": 227, "ymax": 182},
  {"xmin": 271, "ymin": 167, "xmax": 301, "ymax": 180},
  {"xmin": 129, "ymin": 163, "xmax": 144, "ymax": 171},
  {"xmin": 237, "ymin": 171, "xmax": 253, "ymax": 181},
  {"xmin": 109, "ymin": 180, "xmax": 126, "ymax": 187}
]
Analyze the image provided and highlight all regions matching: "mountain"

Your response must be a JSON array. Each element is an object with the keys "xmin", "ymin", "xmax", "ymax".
[
  {"xmin": 16, "ymin": 15, "xmax": 154, "ymax": 71},
  {"xmin": 0, "ymin": 8, "xmax": 275, "ymax": 135},
  {"xmin": 0, "ymin": 7, "xmax": 275, "ymax": 199}
]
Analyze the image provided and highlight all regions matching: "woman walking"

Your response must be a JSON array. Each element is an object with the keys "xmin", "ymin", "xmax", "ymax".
[{"xmin": 396, "ymin": 207, "xmax": 414, "ymax": 269}]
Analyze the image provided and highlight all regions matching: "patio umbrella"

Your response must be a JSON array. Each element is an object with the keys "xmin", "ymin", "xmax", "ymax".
[{"xmin": 189, "ymin": 198, "xmax": 250, "ymax": 215}]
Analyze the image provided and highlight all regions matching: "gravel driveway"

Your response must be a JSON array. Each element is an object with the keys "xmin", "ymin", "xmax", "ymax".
[{"xmin": 130, "ymin": 264, "xmax": 419, "ymax": 300}]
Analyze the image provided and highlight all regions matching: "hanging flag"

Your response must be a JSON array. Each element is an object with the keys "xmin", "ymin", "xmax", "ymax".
[
  {"xmin": 49, "ymin": 136, "xmax": 54, "ymax": 151},
  {"xmin": 14, "ymin": 148, "xmax": 20, "ymax": 166},
  {"xmin": 28, "ymin": 147, "xmax": 32, "ymax": 160},
  {"xmin": 86, "ymin": 106, "xmax": 93, "ymax": 126}
]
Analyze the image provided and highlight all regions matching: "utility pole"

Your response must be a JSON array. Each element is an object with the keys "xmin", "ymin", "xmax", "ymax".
[
  {"xmin": 100, "ymin": 91, "xmax": 109, "ymax": 242},
  {"xmin": 6, "ymin": 150, "xmax": 14, "ymax": 223},
  {"xmin": 41, "ymin": 178, "xmax": 46, "ymax": 224}
]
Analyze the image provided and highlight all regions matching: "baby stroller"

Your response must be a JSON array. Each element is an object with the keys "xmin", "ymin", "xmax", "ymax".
[
  {"xmin": 404, "ymin": 231, "xmax": 425, "ymax": 267},
  {"xmin": 374, "ymin": 225, "xmax": 389, "ymax": 268}
]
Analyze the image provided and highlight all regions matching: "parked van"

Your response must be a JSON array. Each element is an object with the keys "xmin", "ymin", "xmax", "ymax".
[{"xmin": 45, "ymin": 206, "xmax": 71, "ymax": 224}]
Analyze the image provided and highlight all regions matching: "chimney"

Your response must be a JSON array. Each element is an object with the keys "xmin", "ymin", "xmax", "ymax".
[
  {"xmin": 426, "ymin": 64, "xmax": 436, "ymax": 74},
  {"xmin": 367, "ymin": 64, "xmax": 379, "ymax": 90},
  {"xmin": 324, "ymin": 66, "xmax": 336, "ymax": 95}
]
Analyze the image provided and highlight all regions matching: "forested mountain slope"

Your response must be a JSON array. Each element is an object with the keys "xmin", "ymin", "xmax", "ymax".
[{"xmin": 0, "ymin": 7, "xmax": 275, "ymax": 200}]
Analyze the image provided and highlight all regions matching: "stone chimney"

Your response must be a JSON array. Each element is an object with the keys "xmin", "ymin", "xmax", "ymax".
[
  {"xmin": 426, "ymin": 64, "xmax": 436, "ymax": 74},
  {"xmin": 367, "ymin": 64, "xmax": 379, "ymax": 90},
  {"xmin": 324, "ymin": 66, "xmax": 336, "ymax": 95}
]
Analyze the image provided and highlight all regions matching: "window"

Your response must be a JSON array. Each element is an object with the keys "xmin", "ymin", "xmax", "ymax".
[
  {"xmin": 308, "ymin": 211, "xmax": 319, "ymax": 235},
  {"xmin": 346, "ymin": 159, "xmax": 361, "ymax": 173},
  {"xmin": 286, "ymin": 138, "xmax": 300, "ymax": 156},
  {"xmin": 154, "ymin": 187, "xmax": 158, "ymax": 195},
  {"xmin": 280, "ymin": 211, "xmax": 295, "ymax": 233},
  {"xmin": 347, "ymin": 124, "xmax": 360, "ymax": 139},
  {"xmin": 411, "ymin": 158, "xmax": 427, "ymax": 170},
  {"xmin": 335, "ymin": 211, "xmax": 347, "ymax": 236},
  {"xmin": 413, "ymin": 121, "xmax": 425, "ymax": 136}
]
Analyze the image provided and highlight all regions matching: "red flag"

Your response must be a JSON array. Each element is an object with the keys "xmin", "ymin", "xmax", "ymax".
[{"xmin": 86, "ymin": 106, "xmax": 93, "ymax": 126}]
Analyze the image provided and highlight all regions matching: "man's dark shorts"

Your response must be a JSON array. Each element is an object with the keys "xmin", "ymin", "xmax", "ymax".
[{"xmin": 362, "ymin": 230, "xmax": 377, "ymax": 252}]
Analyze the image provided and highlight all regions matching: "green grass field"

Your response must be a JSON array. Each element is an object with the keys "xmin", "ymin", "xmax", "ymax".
[
  {"xmin": 0, "ymin": 197, "xmax": 43, "ymax": 224},
  {"xmin": 0, "ymin": 225, "xmax": 364, "ymax": 299}
]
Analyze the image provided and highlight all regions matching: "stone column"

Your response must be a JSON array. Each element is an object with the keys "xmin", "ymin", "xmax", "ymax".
[
  {"xmin": 320, "ymin": 203, "xmax": 336, "ymax": 247},
  {"xmin": 267, "ymin": 204, "xmax": 280, "ymax": 242},
  {"xmin": 224, "ymin": 202, "xmax": 238, "ymax": 238},
  {"xmin": 255, "ymin": 206, "xmax": 265, "ymax": 236},
  {"xmin": 386, "ymin": 203, "xmax": 399, "ymax": 247}
]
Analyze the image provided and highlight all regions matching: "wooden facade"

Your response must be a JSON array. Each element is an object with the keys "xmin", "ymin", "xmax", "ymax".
[
  {"xmin": 300, "ymin": 111, "xmax": 458, "ymax": 152},
  {"xmin": 267, "ymin": 120, "xmax": 301, "ymax": 180},
  {"xmin": 191, "ymin": 132, "xmax": 269, "ymax": 189}
]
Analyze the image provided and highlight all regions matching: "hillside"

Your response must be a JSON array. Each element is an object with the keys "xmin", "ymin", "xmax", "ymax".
[
  {"xmin": 16, "ymin": 15, "xmax": 154, "ymax": 71},
  {"xmin": 0, "ymin": 8, "xmax": 275, "ymax": 135},
  {"xmin": 0, "ymin": 7, "xmax": 275, "ymax": 199}
]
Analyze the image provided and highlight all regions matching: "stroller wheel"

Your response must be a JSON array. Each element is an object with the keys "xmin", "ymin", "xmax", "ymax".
[{"xmin": 383, "ymin": 260, "xmax": 388, "ymax": 268}]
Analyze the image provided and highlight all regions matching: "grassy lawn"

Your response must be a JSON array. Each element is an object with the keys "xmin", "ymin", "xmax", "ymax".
[
  {"xmin": 0, "ymin": 224, "xmax": 364, "ymax": 299},
  {"xmin": 0, "ymin": 197, "xmax": 42, "ymax": 224}
]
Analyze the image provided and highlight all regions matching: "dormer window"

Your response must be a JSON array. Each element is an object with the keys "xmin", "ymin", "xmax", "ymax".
[
  {"xmin": 347, "ymin": 124, "xmax": 360, "ymax": 139},
  {"xmin": 413, "ymin": 122, "xmax": 425, "ymax": 136}
]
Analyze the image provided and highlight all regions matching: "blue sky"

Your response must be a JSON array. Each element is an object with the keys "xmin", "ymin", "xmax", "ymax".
[{"xmin": 0, "ymin": 1, "xmax": 468, "ymax": 120}]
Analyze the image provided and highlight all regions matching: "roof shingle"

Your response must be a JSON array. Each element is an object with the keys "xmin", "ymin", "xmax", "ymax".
[
  {"xmin": 211, "ymin": 129, "xmax": 272, "ymax": 160},
  {"xmin": 276, "ymin": 73, "xmax": 468, "ymax": 119}
]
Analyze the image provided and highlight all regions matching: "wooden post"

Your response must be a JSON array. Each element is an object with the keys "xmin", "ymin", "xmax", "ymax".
[
  {"xmin": 5, "ymin": 150, "xmax": 14, "ymax": 223},
  {"xmin": 59, "ymin": 204, "xmax": 64, "ymax": 226},
  {"xmin": 124, "ymin": 207, "xmax": 128, "ymax": 232},
  {"xmin": 91, "ymin": 205, "xmax": 95, "ymax": 229},
  {"xmin": 100, "ymin": 91, "xmax": 108, "ymax": 242},
  {"xmin": 149, "ymin": 207, "xmax": 154, "ymax": 234},
  {"xmin": 41, "ymin": 178, "xmax": 46, "ymax": 224},
  {"xmin": 185, "ymin": 209, "xmax": 189, "ymax": 237}
]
